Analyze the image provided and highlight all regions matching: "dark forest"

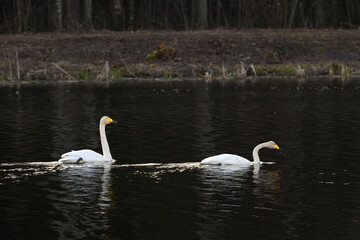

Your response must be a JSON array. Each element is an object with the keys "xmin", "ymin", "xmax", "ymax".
[{"xmin": 1, "ymin": 0, "xmax": 360, "ymax": 33}]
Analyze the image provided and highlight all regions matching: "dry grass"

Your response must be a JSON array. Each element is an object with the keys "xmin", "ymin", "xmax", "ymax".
[{"xmin": 1, "ymin": 29, "xmax": 360, "ymax": 81}]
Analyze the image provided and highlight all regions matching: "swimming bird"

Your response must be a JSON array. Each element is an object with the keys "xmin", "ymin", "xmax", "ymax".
[
  {"xmin": 58, "ymin": 116, "xmax": 116, "ymax": 164},
  {"xmin": 200, "ymin": 141, "xmax": 280, "ymax": 166}
]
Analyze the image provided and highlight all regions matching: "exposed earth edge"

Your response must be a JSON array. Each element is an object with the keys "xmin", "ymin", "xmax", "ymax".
[{"xmin": 1, "ymin": 29, "xmax": 360, "ymax": 82}]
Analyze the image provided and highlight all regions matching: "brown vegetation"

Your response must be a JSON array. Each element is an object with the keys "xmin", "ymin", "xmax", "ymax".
[{"xmin": 1, "ymin": 29, "xmax": 360, "ymax": 81}]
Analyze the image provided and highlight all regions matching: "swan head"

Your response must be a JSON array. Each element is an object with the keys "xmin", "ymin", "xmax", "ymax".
[
  {"xmin": 264, "ymin": 141, "xmax": 280, "ymax": 150},
  {"xmin": 100, "ymin": 116, "xmax": 116, "ymax": 125}
]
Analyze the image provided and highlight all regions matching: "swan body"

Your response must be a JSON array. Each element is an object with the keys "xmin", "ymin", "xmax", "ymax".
[
  {"xmin": 59, "ymin": 116, "xmax": 116, "ymax": 164},
  {"xmin": 59, "ymin": 150, "xmax": 108, "ymax": 164},
  {"xmin": 200, "ymin": 141, "xmax": 280, "ymax": 166},
  {"xmin": 200, "ymin": 154, "xmax": 253, "ymax": 166}
]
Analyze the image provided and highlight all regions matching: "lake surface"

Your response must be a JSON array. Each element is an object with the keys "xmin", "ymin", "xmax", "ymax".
[{"xmin": 1, "ymin": 78, "xmax": 360, "ymax": 239}]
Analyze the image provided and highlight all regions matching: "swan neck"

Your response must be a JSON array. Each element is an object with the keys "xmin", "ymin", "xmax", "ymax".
[
  {"xmin": 100, "ymin": 122, "xmax": 112, "ymax": 160},
  {"xmin": 252, "ymin": 143, "xmax": 264, "ymax": 164}
]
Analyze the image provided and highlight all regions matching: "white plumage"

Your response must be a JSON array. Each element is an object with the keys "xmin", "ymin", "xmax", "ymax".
[
  {"xmin": 58, "ymin": 116, "xmax": 116, "ymax": 164},
  {"xmin": 200, "ymin": 154, "xmax": 252, "ymax": 166},
  {"xmin": 200, "ymin": 141, "xmax": 280, "ymax": 166}
]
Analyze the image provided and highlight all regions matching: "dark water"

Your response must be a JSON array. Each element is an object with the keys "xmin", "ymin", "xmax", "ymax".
[{"xmin": 1, "ymin": 78, "xmax": 360, "ymax": 239}]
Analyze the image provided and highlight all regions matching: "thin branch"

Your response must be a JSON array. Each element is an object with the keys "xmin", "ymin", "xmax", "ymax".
[
  {"xmin": 96, "ymin": 61, "xmax": 109, "ymax": 80},
  {"xmin": 52, "ymin": 62, "xmax": 75, "ymax": 80},
  {"xmin": 121, "ymin": 59, "xmax": 137, "ymax": 78},
  {"xmin": 6, "ymin": 49, "xmax": 13, "ymax": 81},
  {"xmin": 16, "ymin": 48, "xmax": 20, "ymax": 81}
]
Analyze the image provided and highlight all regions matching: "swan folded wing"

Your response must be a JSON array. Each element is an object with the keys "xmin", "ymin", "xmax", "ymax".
[
  {"xmin": 200, "ymin": 154, "xmax": 251, "ymax": 165},
  {"xmin": 58, "ymin": 155, "xmax": 83, "ymax": 164},
  {"xmin": 59, "ymin": 149, "xmax": 110, "ymax": 163}
]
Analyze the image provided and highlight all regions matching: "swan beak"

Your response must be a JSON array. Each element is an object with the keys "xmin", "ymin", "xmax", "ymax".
[
  {"xmin": 275, "ymin": 144, "xmax": 284, "ymax": 154},
  {"xmin": 108, "ymin": 118, "xmax": 117, "ymax": 124}
]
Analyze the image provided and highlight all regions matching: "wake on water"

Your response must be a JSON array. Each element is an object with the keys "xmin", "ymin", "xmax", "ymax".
[{"xmin": 0, "ymin": 160, "xmax": 275, "ymax": 184}]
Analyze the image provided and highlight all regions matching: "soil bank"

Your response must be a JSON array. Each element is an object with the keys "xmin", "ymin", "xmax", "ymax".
[{"xmin": 1, "ymin": 29, "xmax": 360, "ymax": 81}]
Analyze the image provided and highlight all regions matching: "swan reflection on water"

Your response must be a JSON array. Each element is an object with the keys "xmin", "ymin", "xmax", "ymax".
[
  {"xmin": 0, "ymin": 160, "xmax": 281, "ymax": 239},
  {"xmin": 0, "ymin": 160, "xmax": 278, "ymax": 186},
  {"xmin": 47, "ymin": 162, "xmax": 113, "ymax": 239},
  {"xmin": 0, "ymin": 161, "xmax": 114, "ymax": 238}
]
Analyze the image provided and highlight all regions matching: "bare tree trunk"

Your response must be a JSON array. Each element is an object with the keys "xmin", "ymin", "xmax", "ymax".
[
  {"xmin": 196, "ymin": 0, "xmax": 208, "ymax": 29},
  {"xmin": 128, "ymin": 0, "xmax": 134, "ymax": 30},
  {"xmin": 84, "ymin": 0, "xmax": 93, "ymax": 29},
  {"xmin": 356, "ymin": 1, "xmax": 360, "ymax": 24},
  {"xmin": 22, "ymin": 0, "xmax": 31, "ymax": 31},
  {"xmin": 191, "ymin": 1, "xmax": 195, "ymax": 27},
  {"xmin": 345, "ymin": 0, "xmax": 352, "ymax": 27},
  {"xmin": 164, "ymin": 0, "xmax": 169, "ymax": 29},
  {"xmin": 298, "ymin": 1, "xmax": 306, "ymax": 27},
  {"xmin": 67, "ymin": 0, "xmax": 78, "ymax": 31},
  {"xmin": 180, "ymin": 0, "xmax": 188, "ymax": 30},
  {"xmin": 55, "ymin": 0, "xmax": 63, "ymax": 31},
  {"xmin": 1, "ymin": 4, "xmax": 11, "ymax": 32},
  {"xmin": 314, "ymin": 0, "xmax": 324, "ymax": 28},
  {"xmin": 282, "ymin": 0, "xmax": 288, "ymax": 28},
  {"xmin": 238, "ymin": 0, "xmax": 242, "ymax": 28},
  {"xmin": 112, "ymin": 0, "xmax": 122, "ymax": 30},
  {"xmin": 217, "ymin": 0, "xmax": 221, "ymax": 26},
  {"xmin": 220, "ymin": 0, "xmax": 229, "ymax": 27},
  {"xmin": 67, "ymin": 0, "xmax": 73, "ymax": 30},
  {"xmin": 288, "ymin": 0, "xmax": 298, "ymax": 28},
  {"xmin": 16, "ymin": 0, "xmax": 22, "ymax": 33}
]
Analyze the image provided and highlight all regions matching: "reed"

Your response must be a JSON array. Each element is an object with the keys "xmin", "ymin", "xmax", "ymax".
[
  {"xmin": 6, "ymin": 50, "xmax": 13, "ymax": 81},
  {"xmin": 250, "ymin": 64, "xmax": 257, "ymax": 77},
  {"xmin": 15, "ymin": 48, "xmax": 20, "ymax": 81},
  {"xmin": 96, "ymin": 61, "xmax": 109, "ymax": 80},
  {"xmin": 52, "ymin": 63, "xmax": 75, "ymax": 80},
  {"xmin": 296, "ymin": 64, "xmax": 305, "ymax": 78}
]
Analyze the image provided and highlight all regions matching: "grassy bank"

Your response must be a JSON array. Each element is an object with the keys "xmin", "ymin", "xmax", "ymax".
[{"xmin": 1, "ymin": 29, "xmax": 360, "ymax": 81}]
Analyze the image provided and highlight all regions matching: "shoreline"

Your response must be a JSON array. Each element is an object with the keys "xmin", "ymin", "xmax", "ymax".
[
  {"xmin": 1, "ymin": 75, "xmax": 357, "ymax": 88},
  {"xmin": 1, "ymin": 29, "xmax": 360, "ymax": 81}
]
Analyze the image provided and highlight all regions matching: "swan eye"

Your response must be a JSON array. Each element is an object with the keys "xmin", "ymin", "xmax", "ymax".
[{"xmin": 274, "ymin": 144, "xmax": 279, "ymax": 150}]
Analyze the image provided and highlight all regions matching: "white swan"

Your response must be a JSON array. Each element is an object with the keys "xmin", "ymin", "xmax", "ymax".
[
  {"xmin": 58, "ymin": 116, "xmax": 116, "ymax": 164},
  {"xmin": 200, "ymin": 141, "xmax": 280, "ymax": 166}
]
